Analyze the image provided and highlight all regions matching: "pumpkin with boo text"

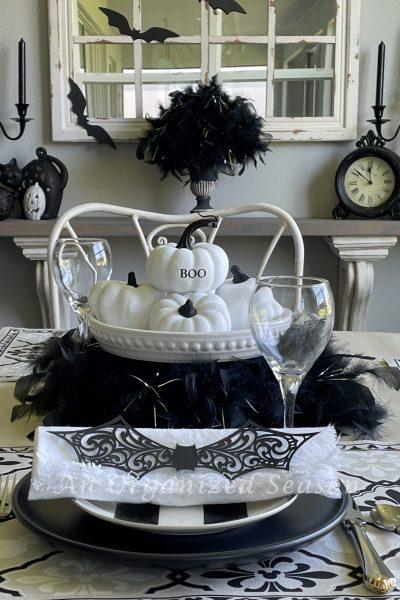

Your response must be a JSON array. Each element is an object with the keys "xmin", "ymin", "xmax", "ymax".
[
  {"xmin": 217, "ymin": 265, "xmax": 286, "ymax": 330},
  {"xmin": 150, "ymin": 292, "xmax": 231, "ymax": 333},
  {"xmin": 88, "ymin": 272, "xmax": 164, "ymax": 329},
  {"xmin": 146, "ymin": 218, "xmax": 229, "ymax": 293}
]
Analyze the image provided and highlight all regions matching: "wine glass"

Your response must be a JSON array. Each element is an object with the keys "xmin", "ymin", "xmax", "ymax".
[
  {"xmin": 249, "ymin": 276, "xmax": 334, "ymax": 428},
  {"xmin": 51, "ymin": 238, "xmax": 112, "ymax": 342}
]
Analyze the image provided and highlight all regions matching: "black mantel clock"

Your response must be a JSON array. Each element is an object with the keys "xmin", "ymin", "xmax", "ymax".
[{"xmin": 333, "ymin": 42, "xmax": 400, "ymax": 220}]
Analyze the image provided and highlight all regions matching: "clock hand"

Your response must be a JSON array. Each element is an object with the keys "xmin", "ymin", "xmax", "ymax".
[{"xmin": 354, "ymin": 169, "xmax": 370, "ymax": 183}]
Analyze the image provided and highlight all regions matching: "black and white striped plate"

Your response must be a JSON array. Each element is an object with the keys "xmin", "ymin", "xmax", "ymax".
[{"xmin": 73, "ymin": 495, "xmax": 297, "ymax": 534}]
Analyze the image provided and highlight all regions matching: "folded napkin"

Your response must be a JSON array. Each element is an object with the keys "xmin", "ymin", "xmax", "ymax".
[{"xmin": 29, "ymin": 425, "xmax": 341, "ymax": 506}]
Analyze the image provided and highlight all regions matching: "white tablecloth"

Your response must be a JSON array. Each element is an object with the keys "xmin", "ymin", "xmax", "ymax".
[{"xmin": 0, "ymin": 328, "xmax": 399, "ymax": 599}]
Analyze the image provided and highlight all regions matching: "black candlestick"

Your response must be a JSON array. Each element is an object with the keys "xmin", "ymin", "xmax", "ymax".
[
  {"xmin": 375, "ymin": 41, "xmax": 385, "ymax": 107},
  {"xmin": 18, "ymin": 38, "xmax": 26, "ymax": 105},
  {"xmin": 0, "ymin": 39, "xmax": 32, "ymax": 140},
  {"xmin": 361, "ymin": 41, "xmax": 400, "ymax": 146}
]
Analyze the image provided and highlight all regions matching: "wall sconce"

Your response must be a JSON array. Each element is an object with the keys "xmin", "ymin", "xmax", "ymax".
[{"xmin": 0, "ymin": 39, "xmax": 32, "ymax": 141}]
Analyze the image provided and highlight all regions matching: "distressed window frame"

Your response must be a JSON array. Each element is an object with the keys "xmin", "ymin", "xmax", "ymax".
[{"xmin": 49, "ymin": 0, "xmax": 361, "ymax": 143}]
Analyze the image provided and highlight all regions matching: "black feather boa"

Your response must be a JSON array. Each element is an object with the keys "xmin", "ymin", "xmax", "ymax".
[
  {"xmin": 12, "ymin": 331, "xmax": 400, "ymax": 437},
  {"xmin": 136, "ymin": 76, "xmax": 272, "ymax": 182}
]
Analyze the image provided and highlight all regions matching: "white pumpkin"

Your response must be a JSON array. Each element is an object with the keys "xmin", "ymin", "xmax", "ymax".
[
  {"xmin": 146, "ymin": 218, "xmax": 229, "ymax": 293},
  {"xmin": 88, "ymin": 271, "xmax": 164, "ymax": 329},
  {"xmin": 23, "ymin": 183, "xmax": 46, "ymax": 220},
  {"xmin": 217, "ymin": 265, "xmax": 285, "ymax": 330},
  {"xmin": 150, "ymin": 292, "xmax": 231, "ymax": 333}
]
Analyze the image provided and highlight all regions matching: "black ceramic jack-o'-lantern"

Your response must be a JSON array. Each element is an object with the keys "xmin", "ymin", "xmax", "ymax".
[{"xmin": 0, "ymin": 147, "xmax": 68, "ymax": 220}]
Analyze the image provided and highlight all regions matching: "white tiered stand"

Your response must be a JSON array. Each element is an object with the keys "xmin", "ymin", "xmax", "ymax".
[{"xmin": 47, "ymin": 203, "xmax": 304, "ymax": 362}]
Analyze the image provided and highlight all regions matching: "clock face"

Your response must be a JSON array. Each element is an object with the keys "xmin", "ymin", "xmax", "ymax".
[{"xmin": 343, "ymin": 156, "xmax": 395, "ymax": 208}]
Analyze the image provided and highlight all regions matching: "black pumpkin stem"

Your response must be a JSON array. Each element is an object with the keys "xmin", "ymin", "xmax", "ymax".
[
  {"xmin": 176, "ymin": 217, "xmax": 218, "ymax": 250},
  {"xmin": 231, "ymin": 265, "xmax": 250, "ymax": 284},
  {"xmin": 127, "ymin": 271, "xmax": 139, "ymax": 288},
  {"xmin": 178, "ymin": 299, "xmax": 197, "ymax": 318}
]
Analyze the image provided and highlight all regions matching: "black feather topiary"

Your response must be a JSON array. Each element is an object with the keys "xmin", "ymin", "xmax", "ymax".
[
  {"xmin": 12, "ymin": 332, "xmax": 400, "ymax": 438},
  {"xmin": 136, "ymin": 76, "xmax": 272, "ymax": 182}
]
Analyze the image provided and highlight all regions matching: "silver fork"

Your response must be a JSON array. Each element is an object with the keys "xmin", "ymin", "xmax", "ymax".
[{"xmin": 0, "ymin": 474, "xmax": 17, "ymax": 520}]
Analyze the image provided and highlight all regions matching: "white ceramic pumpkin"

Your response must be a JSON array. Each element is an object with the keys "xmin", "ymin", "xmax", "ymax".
[
  {"xmin": 217, "ymin": 265, "xmax": 285, "ymax": 330},
  {"xmin": 150, "ymin": 292, "xmax": 231, "ymax": 333},
  {"xmin": 146, "ymin": 218, "xmax": 229, "ymax": 294},
  {"xmin": 88, "ymin": 272, "xmax": 164, "ymax": 330}
]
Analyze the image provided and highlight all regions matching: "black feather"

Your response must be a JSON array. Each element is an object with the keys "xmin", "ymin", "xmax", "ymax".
[
  {"xmin": 137, "ymin": 76, "xmax": 272, "ymax": 182},
  {"xmin": 12, "ymin": 333, "xmax": 393, "ymax": 438}
]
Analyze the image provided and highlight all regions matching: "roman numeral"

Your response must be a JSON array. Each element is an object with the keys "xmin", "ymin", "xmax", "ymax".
[
  {"xmin": 377, "ymin": 162, "xmax": 381, "ymax": 171},
  {"xmin": 359, "ymin": 193, "xmax": 365, "ymax": 203},
  {"xmin": 368, "ymin": 196, "xmax": 373, "ymax": 205},
  {"xmin": 382, "ymin": 170, "xmax": 389, "ymax": 175},
  {"xmin": 382, "ymin": 187, "xmax": 390, "ymax": 193},
  {"xmin": 384, "ymin": 180, "xmax": 392, "ymax": 184},
  {"xmin": 351, "ymin": 187, "xmax": 359, "ymax": 195},
  {"xmin": 349, "ymin": 180, "xmax": 357, "ymax": 185},
  {"xmin": 360, "ymin": 163, "xmax": 366, "ymax": 171}
]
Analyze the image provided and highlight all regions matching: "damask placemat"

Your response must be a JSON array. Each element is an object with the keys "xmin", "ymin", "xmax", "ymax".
[
  {"xmin": 0, "ymin": 441, "xmax": 399, "ymax": 599},
  {"xmin": 0, "ymin": 328, "xmax": 63, "ymax": 382}
]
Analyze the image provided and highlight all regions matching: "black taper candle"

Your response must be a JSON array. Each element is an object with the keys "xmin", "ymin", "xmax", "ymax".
[
  {"xmin": 18, "ymin": 38, "xmax": 26, "ymax": 105},
  {"xmin": 375, "ymin": 41, "xmax": 385, "ymax": 106}
]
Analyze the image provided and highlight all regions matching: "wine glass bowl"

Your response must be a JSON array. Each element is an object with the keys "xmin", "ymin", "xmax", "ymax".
[
  {"xmin": 51, "ymin": 238, "xmax": 112, "ymax": 342},
  {"xmin": 250, "ymin": 276, "xmax": 334, "ymax": 427}
]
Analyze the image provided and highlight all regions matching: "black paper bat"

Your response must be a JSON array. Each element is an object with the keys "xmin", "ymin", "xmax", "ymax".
[
  {"xmin": 67, "ymin": 78, "xmax": 116, "ymax": 150},
  {"xmin": 51, "ymin": 417, "xmax": 317, "ymax": 481},
  {"xmin": 204, "ymin": 0, "xmax": 246, "ymax": 15},
  {"xmin": 99, "ymin": 7, "xmax": 179, "ymax": 43}
]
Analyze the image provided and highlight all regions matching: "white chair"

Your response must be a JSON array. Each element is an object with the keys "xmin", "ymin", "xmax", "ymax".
[{"xmin": 47, "ymin": 203, "xmax": 304, "ymax": 361}]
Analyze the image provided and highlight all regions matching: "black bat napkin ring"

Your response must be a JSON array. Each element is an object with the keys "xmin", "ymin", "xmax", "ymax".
[
  {"xmin": 99, "ymin": 7, "xmax": 179, "ymax": 43},
  {"xmin": 51, "ymin": 417, "xmax": 317, "ymax": 481},
  {"xmin": 67, "ymin": 78, "xmax": 117, "ymax": 149}
]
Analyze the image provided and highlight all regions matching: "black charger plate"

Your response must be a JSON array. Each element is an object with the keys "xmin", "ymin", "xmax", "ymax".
[{"xmin": 13, "ymin": 474, "xmax": 349, "ymax": 568}]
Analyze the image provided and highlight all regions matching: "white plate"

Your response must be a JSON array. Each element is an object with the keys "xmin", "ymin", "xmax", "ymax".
[
  {"xmin": 88, "ymin": 309, "xmax": 292, "ymax": 363},
  {"xmin": 73, "ymin": 495, "xmax": 297, "ymax": 535}
]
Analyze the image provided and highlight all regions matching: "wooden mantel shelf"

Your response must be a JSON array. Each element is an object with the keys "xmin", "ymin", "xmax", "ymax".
[{"xmin": 2, "ymin": 217, "xmax": 400, "ymax": 238}]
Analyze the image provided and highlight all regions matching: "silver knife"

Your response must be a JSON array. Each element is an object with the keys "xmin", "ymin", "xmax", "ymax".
[{"xmin": 343, "ymin": 498, "xmax": 397, "ymax": 594}]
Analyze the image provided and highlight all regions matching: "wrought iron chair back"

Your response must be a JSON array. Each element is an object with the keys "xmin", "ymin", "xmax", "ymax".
[{"xmin": 47, "ymin": 202, "xmax": 304, "ymax": 328}]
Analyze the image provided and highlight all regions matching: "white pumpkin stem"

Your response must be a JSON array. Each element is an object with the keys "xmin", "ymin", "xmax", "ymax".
[
  {"xmin": 178, "ymin": 299, "xmax": 197, "ymax": 318},
  {"xmin": 176, "ymin": 217, "xmax": 218, "ymax": 250},
  {"xmin": 231, "ymin": 265, "xmax": 250, "ymax": 284},
  {"xmin": 127, "ymin": 271, "xmax": 139, "ymax": 288}
]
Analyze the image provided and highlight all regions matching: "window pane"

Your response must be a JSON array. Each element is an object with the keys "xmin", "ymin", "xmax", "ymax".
[
  {"xmin": 275, "ymin": 0, "xmax": 336, "ymax": 36},
  {"xmin": 84, "ymin": 83, "xmax": 135, "ymax": 118},
  {"xmin": 274, "ymin": 43, "xmax": 335, "ymax": 117},
  {"xmin": 78, "ymin": 44, "xmax": 134, "ymax": 73},
  {"xmin": 221, "ymin": 43, "xmax": 268, "ymax": 68},
  {"xmin": 142, "ymin": 44, "xmax": 201, "ymax": 70},
  {"xmin": 77, "ymin": 0, "xmax": 133, "ymax": 36},
  {"xmin": 142, "ymin": 0, "xmax": 201, "ymax": 36},
  {"xmin": 210, "ymin": 44, "xmax": 267, "ymax": 116},
  {"xmin": 209, "ymin": 0, "xmax": 268, "ymax": 36},
  {"xmin": 142, "ymin": 45, "xmax": 201, "ymax": 116}
]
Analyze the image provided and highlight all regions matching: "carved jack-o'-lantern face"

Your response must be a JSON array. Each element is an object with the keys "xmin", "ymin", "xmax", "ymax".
[{"xmin": 23, "ymin": 183, "xmax": 46, "ymax": 221}]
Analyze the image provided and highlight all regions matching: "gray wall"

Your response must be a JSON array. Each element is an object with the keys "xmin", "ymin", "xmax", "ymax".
[{"xmin": 0, "ymin": 0, "xmax": 399, "ymax": 331}]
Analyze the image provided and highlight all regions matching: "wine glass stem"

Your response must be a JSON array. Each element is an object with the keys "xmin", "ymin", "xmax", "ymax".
[
  {"xmin": 278, "ymin": 374, "xmax": 301, "ymax": 428},
  {"xmin": 76, "ymin": 304, "xmax": 89, "ymax": 344}
]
